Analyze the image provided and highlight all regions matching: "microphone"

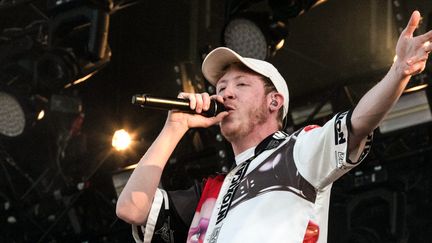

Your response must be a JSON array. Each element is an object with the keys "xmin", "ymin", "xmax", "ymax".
[{"xmin": 132, "ymin": 94, "xmax": 226, "ymax": 117}]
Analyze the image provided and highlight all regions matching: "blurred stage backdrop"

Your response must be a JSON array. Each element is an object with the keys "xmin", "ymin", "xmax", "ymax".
[{"xmin": 0, "ymin": 0, "xmax": 431, "ymax": 242}]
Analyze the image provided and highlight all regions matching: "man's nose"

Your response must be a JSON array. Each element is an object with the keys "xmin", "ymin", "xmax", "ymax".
[{"xmin": 222, "ymin": 84, "xmax": 235, "ymax": 100}]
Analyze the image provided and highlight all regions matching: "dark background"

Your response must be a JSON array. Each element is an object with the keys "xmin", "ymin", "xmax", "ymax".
[{"xmin": 1, "ymin": 0, "xmax": 432, "ymax": 242}]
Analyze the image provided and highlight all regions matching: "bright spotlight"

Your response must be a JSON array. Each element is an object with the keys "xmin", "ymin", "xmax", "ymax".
[
  {"xmin": 112, "ymin": 129, "xmax": 131, "ymax": 151},
  {"xmin": 37, "ymin": 110, "xmax": 45, "ymax": 120},
  {"xmin": 275, "ymin": 38, "xmax": 285, "ymax": 51}
]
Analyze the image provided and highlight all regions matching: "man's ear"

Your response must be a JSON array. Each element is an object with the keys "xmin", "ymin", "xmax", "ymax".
[{"xmin": 268, "ymin": 92, "xmax": 284, "ymax": 112}]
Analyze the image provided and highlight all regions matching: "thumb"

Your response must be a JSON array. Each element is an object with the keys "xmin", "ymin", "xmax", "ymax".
[
  {"xmin": 205, "ymin": 111, "xmax": 229, "ymax": 127},
  {"xmin": 403, "ymin": 10, "xmax": 421, "ymax": 37}
]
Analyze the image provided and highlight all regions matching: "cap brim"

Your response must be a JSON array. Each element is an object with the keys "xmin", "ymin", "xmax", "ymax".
[{"xmin": 202, "ymin": 47, "xmax": 248, "ymax": 86}]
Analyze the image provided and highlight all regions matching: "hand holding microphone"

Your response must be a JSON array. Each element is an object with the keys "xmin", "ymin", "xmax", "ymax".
[
  {"xmin": 132, "ymin": 93, "xmax": 226, "ymax": 117},
  {"xmin": 132, "ymin": 93, "xmax": 228, "ymax": 129}
]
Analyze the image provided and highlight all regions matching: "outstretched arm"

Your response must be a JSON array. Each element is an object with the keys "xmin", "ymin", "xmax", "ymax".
[
  {"xmin": 116, "ymin": 93, "xmax": 228, "ymax": 225},
  {"xmin": 349, "ymin": 10, "xmax": 432, "ymax": 152}
]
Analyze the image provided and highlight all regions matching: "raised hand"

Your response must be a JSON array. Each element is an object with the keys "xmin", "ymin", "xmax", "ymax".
[{"xmin": 395, "ymin": 10, "xmax": 432, "ymax": 76}]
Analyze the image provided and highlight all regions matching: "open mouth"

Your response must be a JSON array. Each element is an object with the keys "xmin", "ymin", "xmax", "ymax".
[{"xmin": 224, "ymin": 105, "xmax": 235, "ymax": 113}]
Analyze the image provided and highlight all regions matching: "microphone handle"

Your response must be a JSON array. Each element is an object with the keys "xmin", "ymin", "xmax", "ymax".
[{"xmin": 132, "ymin": 94, "xmax": 225, "ymax": 117}]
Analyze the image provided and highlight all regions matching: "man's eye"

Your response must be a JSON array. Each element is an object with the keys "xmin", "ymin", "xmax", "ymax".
[{"xmin": 218, "ymin": 87, "xmax": 225, "ymax": 92}]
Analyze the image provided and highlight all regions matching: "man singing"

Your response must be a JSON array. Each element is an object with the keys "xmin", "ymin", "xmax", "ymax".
[{"xmin": 116, "ymin": 11, "xmax": 432, "ymax": 243}]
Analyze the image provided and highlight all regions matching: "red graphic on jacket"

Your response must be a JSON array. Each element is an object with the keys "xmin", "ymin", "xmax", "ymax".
[
  {"xmin": 304, "ymin": 125, "xmax": 321, "ymax": 132},
  {"xmin": 303, "ymin": 220, "xmax": 320, "ymax": 243},
  {"xmin": 187, "ymin": 175, "xmax": 224, "ymax": 243}
]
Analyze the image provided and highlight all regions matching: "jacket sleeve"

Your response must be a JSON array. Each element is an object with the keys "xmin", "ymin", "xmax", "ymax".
[
  {"xmin": 132, "ymin": 185, "xmax": 200, "ymax": 243},
  {"xmin": 293, "ymin": 110, "xmax": 373, "ymax": 190}
]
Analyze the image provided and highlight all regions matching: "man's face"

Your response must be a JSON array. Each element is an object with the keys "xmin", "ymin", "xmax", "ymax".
[{"xmin": 216, "ymin": 66, "xmax": 270, "ymax": 142}]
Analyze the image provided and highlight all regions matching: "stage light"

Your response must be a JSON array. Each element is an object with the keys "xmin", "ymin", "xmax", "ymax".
[
  {"xmin": 0, "ymin": 91, "xmax": 26, "ymax": 137},
  {"xmin": 223, "ymin": 16, "xmax": 268, "ymax": 60},
  {"xmin": 275, "ymin": 38, "xmax": 285, "ymax": 51},
  {"xmin": 222, "ymin": 0, "xmax": 326, "ymax": 59},
  {"xmin": 223, "ymin": 12, "xmax": 289, "ymax": 60},
  {"xmin": 0, "ymin": 61, "xmax": 48, "ymax": 137},
  {"xmin": 0, "ymin": 91, "xmax": 47, "ymax": 137},
  {"xmin": 0, "ymin": 0, "xmax": 111, "ymax": 139},
  {"xmin": 112, "ymin": 129, "xmax": 131, "ymax": 151},
  {"xmin": 37, "ymin": 110, "xmax": 45, "ymax": 120}
]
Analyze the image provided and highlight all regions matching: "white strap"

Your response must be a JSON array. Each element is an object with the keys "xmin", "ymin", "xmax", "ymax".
[
  {"xmin": 132, "ymin": 224, "xmax": 145, "ymax": 243},
  {"xmin": 161, "ymin": 189, "xmax": 169, "ymax": 210},
  {"xmin": 143, "ymin": 188, "xmax": 166, "ymax": 243}
]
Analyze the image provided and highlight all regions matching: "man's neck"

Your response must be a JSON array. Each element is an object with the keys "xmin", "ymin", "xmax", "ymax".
[{"xmin": 230, "ymin": 126, "xmax": 279, "ymax": 156}]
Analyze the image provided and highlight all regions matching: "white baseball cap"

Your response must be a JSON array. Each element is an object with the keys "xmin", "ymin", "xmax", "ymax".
[{"xmin": 201, "ymin": 47, "xmax": 289, "ymax": 118}]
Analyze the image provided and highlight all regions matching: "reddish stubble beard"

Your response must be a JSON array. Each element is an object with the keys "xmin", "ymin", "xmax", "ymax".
[{"xmin": 220, "ymin": 96, "xmax": 269, "ymax": 143}]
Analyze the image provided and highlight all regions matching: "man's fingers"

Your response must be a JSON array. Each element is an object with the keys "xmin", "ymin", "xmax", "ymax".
[
  {"xmin": 424, "ymin": 40, "xmax": 432, "ymax": 53},
  {"xmin": 403, "ymin": 10, "xmax": 421, "ymax": 37},
  {"xmin": 194, "ymin": 93, "xmax": 204, "ymax": 113},
  {"xmin": 406, "ymin": 37, "xmax": 430, "ymax": 66},
  {"xmin": 407, "ymin": 51, "xmax": 429, "ymax": 65},
  {"xmin": 404, "ymin": 61, "xmax": 426, "ymax": 75},
  {"xmin": 202, "ymin": 93, "xmax": 211, "ymax": 111},
  {"xmin": 178, "ymin": 92, "xmax": 214, "ymax": 112},
  {"xmin": 211, "ymin": 94, "xmax": 225, "ymax": 104},
  {"xmin": 407, "ymin": 56, "xmax": 428, "ymax": 67},
  {"xmin": 177, "ymin": 92, "xmax": 185, "ymax": 98},
  {"xmin": 174, "ymin": 92, "xmax": 226, "ymax": 129},
  {"xmin": 178, "ymin": 92, "xmax": 196, "ymax": 110},
  {"xmin": 418, "ymin": 30, "xmax": 432, "ymax": 44}
]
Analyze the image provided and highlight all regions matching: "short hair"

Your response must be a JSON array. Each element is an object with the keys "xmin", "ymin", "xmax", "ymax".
[{"xmin": 221, "ymin": 62, "xmax": 284, "ymax": 128}]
